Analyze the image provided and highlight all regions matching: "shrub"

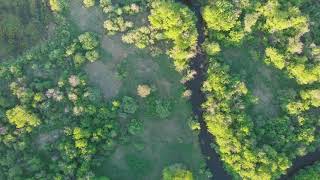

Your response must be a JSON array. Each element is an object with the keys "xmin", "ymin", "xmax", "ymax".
[
  {"xmin": 85, "ymin": 50, "xmax": 100, "ymax": 62},
  {"xmin": 155, "ymin": 100, "xmax": 171, "ymax": 119},
  {"xmin": 128, "ymin": 119, "xmax": 143, "ymax": 135},
  {"xmin": 162, "ymin": 164, "xmax": 193, "ymax": 180},
  {"xmin": 122, "ymin": 96, "xmax": 138, "ymax": 114}
]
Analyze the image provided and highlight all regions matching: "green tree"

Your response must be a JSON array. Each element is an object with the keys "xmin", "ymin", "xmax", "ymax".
[
  {"xmin": 6, "ymin": 106, "xmax": 41, "ymax": 131},
  {"xmin": 265, "ymin": 47, "xmax": 286, "ymax": 69},
  {"xmin": 85, "ymin": 50, "xmax": 100, "ymax": 62},
  {"xmin": 293, "ymin": 161, "xmax": 320, "ymax": 180},
  {"xmin": 78, "ymin": 32, "xmax": 99, "ymax": 50},
  {"xmin": 49, "ymin": 0, "xmax": 65, "ymax": 12},
  {"xmin": 202, "ymin": 1, "xmax": 240, "ymax": 31},
  {"xmin": 148, "ymin": 0, "xmax": 198, "ymax": 71}
]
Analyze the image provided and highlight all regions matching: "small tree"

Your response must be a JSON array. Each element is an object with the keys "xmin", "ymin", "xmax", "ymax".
[
  {"xmin": 78, "ymin": 32, "xmax": 99, "ymax": 50},
  {"xmin": 85, "ymin": 50, "xmax": 100, "ymax": 62},
  {"xmin": 49, "ymin": 0, "xmax": 62, "ymax": 12}
]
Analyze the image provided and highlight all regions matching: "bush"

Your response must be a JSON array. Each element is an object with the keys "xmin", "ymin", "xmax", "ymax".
[
  {"xmin": 122, "ymin": 96, "xmax": 138, "ymax": 114},
  {"xmin": 162, "ymin": 164, "xmax": 193, "ymax": 180},
  {"xmin": 128, "ymin": 119, "xmax": 143, "ymax": 135},
  {"xmin": 155, "ymin": 100, "xmax": 171, "ymax": 119}
]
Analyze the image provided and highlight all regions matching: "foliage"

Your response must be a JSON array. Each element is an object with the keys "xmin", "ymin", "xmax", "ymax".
[
  {"xmin": 83, "ymin": 0, "xmax": 95, "ymax": 8},
  {"xmin": 148, "ymin": 0, "xmax": 198, "ymax": 71},
  {"xmin": 162, "ymin": 164, "xmax": 193, "ymax": 180},
  {"xmin": 100, "ymin": 0, "xmax": 141, "ymax": 35},
  {"xmin": 0, "ymin": 0, "xmax": 51, "ymax": 57},
  {"xmin": 264, "ymin": 47, "xmax": 286, "ymax": 69},
  {"xmin": 122, "ymin": 26, "xmax": 158, "ymax": 49},
  {"xmin": 201, "ymin": 0, "xmax": 320, "ymax": 179},
  {"xmin": 128, "ymin": 119, "xmax": 143, "ymax": 135},
  {"xmin": 122, "ymin": 96, "xmax": 138, "ymax": 114},
  {"xmin": 125, "ymin": 154, "xmax": 152, "ymax": 178},
  {"xmin": 293, "ymin": 161, "xmax": 320, "ymax": 180},
  {"xmin": 203, "ymin": 1, "xmax": 240, "ymax": 32},
  {"xmin": 6, "ymin": 106, "xmax": 41, "ymax": 132},
  {"xmin": 49, "ymin": 0, "xmax": 62, "ymax": 12},
  {"xmin": 202, "ymin": 41, "xmax": 221, "ymax": 56},
  {"xmin": 155, "ymin": 99, "xmax": 171, "ymax": 119},
  {"xmin": 0, "ymin": 12, "xmax": 122, "ymax": 178},
  {"xmin": 78, "ymin": 32, "xmax": 100, "ymax": 50}
]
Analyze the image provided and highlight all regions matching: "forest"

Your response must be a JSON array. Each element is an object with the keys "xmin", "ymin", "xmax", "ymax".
[{"xmin": 0, "ymin": 0, "xmax": 320, "ymax": 179}]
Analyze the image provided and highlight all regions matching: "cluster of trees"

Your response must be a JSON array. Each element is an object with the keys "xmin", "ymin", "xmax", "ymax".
[
  {"xmin": 0, "ymin": 4, "xmax": 143, "ymax": 178},
  {"xmin": 99, "ymin": 0, "xmax": 141, "ymax": 35},
  {"xmin": 0, "ymin": 0, "xmax": 207, "ymax": 179},
  {"xmin": 0, "ymin": 0, "xmax": 51, "ymax": 57},
  {"xmin": 98, "ymin": 0, "xmax": 198, "ymax": 71},
  {"xmin": 148, "ymin": 1, "xmax": 198, "ymax": 71},
  {"xmin": 202, "ymin": 0, "xmax": 245, "ymax": 45},
  {"xmin": 293, "ymin": 161, "xmax": 320, "ymax": 180},
  {"xmin": 65, "ymin": 32, "xmax": 100, "ymax": 67},
  {"xmin": 201, "ymin": 0, "xmax": 320, "ymax": 179},
  {"xmin": 202, "ymin": 61, "xmax": 292, "ymax": 179},
  {"xmin": 0, "ymin": 25, "xmax": 116, "ymax": 178}
]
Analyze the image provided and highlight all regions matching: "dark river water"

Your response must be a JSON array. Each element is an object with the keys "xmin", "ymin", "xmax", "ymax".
[{"xmin": 180, "ymin": 0, "xmax": 320, "ymax": 179}]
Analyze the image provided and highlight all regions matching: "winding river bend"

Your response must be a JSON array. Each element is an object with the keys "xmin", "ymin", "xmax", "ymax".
[{"xmin": 181, "ymin": 0, "xmax": 320, "ymax": 179}]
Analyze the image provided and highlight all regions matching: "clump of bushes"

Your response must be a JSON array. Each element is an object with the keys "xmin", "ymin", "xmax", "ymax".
[{"xmin": 162, "ymin": 164, "xmax": 193, "ymax": 180}]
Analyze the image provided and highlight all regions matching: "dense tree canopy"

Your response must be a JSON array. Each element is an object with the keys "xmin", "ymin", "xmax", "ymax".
[
  {"xmin": 201, "ymin": 0, "xmax": 320, "ymax": 179},
  {"xmin": 293, "ymin": 161, "xmax": 320, "ymax": 180},
  {"xmin": 202, "ymin": 1, "xmax": 239, "ymax": 32},
  {"xmin": 6, "ymin": 106, "xmax": 41, "ymax": 131}
]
